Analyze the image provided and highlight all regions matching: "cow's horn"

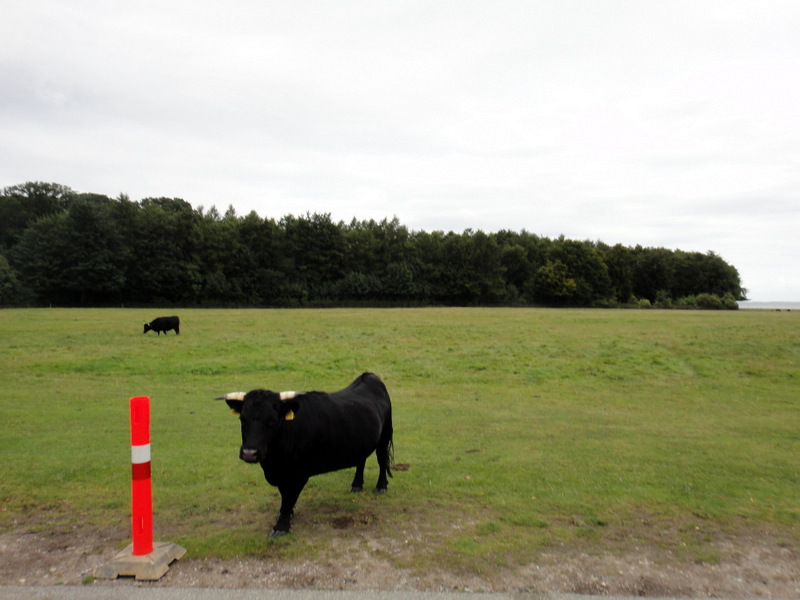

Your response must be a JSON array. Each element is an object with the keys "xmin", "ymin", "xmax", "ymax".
[{"xmin": 214, "ymin": 392, "xmax": 246, "ymax": 401}]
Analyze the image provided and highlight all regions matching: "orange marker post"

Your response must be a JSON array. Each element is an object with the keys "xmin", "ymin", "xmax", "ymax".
[
  {"xmin": 94, "ymin": 396, "xmax": 185, "ymax": 580},
  {"xmin": 130, "ymin": 396, "xmax": 153, "ymax": 556}
]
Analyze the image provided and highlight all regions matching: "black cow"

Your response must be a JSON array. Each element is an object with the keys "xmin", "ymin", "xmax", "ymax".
[
  {"xmin": 143, "ymin": 316, "xmax": 180, "ymax": 335},
  {"xmin": 216, "ymin": 372, "xmax": 393, "ymax": 537}
]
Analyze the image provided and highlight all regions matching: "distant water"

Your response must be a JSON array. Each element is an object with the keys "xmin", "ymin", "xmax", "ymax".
[{"xmin": 738, "ymin": 301, "xmax": 800, "ymax": 310}]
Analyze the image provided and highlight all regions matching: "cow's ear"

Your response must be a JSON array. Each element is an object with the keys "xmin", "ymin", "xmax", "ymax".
[
  {"xmin": 280, "ymin": 399, "xmax": 299, "ymax": 421},
  {"xmin": 215, "ymin": 392, "xmax": 245, "ymax": 416}
]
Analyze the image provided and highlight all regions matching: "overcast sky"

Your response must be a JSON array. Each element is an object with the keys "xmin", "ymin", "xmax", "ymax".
[{"xmin": 2, "ymin": 1, "xmax": 799, "ymax": 301}]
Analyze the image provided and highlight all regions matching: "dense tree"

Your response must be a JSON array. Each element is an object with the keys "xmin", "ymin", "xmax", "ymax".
[
  {"xmin": 125, "ymin": 197, "xmax": 202, "ymax": 304},
  {"xmin": 282, "ymin": 213, "xmax": 345, "ymax": 301},
  {"xmin": 10, "ymin": 198, "xmax": 127, "ymax": 304},
  {"xmin": 532, "ymin": 259, "xmax": 577, "ymax": 305},
  {"xmin": 499, "ymin": 243, "xmax": 530, "ymax": 301},
  {"xmin": 382, "ymin": 261, "xmax": 416, "ymax": 300},
  {"xmin": 546, "ymin": 238, "xmax": 612, "ymax": 306},
  {"xmin": 0, "ymin": 182, "xmax": 745, "ymax": 309},
  {"xmin": 0, "ymin": 254, "xmax": 25, "ymax": 305},
  {"xmin": 438, "ymin": 230, "xmax": 506, "ymax": 305},
  {"xmin": 61, "ymin": 198, "xmax": 128, "ymax": 303},
  {"xmin": 195, "ymin": 208, "xmax": 251, "ymax": 304},
  {"xmin": 600, "ymin": 243, "xmax": 635, "ymax": 303},
  {"xmin": 407, "ymin": 230, "xmax": 447, "ymax": 303},
  {"xmin": 236, "ymin": 211, "xmax": 286, "ymax": 305},
  {"xmin": 632, "ymin": 246, "xmax": 674, "ymax": 303},
  {"xmin": 0, "ymin": 182, "xmax": 75, "ymax": 250}
]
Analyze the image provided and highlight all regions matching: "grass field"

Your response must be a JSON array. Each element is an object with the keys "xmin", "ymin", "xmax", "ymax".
[{"xmin": 1, "ymin": 307, "xmax": 798, "ymax": 572}]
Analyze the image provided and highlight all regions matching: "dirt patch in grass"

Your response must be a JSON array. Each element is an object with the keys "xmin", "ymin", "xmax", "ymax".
[{"xmin": 1, "ymin": 519, "xmax": 798, "ymax": 597}]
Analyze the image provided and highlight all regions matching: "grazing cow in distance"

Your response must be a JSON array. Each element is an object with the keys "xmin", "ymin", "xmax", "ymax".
[
  {"xmin": 216, "ymin": 372, "xmax": 394, "ymax": 537},
  {"xmin": 143, "ymin": 315, "xmax": 180, "ymax": 335}
]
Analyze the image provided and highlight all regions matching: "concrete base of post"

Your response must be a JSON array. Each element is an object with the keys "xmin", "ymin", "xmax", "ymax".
[{"xmin": 94, "ymin": 542, "xmax": 186, "ymax": 581}]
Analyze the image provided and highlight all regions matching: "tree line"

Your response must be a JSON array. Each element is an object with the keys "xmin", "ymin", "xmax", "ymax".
[{"xmin": 0, "ymin": 182, "xmax": 745, "ymax": 308}]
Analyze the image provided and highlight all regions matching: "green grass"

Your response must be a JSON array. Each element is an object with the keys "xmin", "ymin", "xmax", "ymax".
[{"xmin": 1, "ymin": 307, "xmax": 798, "ymax": 572}]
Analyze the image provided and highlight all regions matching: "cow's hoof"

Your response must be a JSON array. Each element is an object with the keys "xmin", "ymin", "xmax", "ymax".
[
  {"xmin": 373, "ymin": 487, "xmax": 388, "ymax": 495},
  {"xmin": 269, "ymin": 529, "xmax": 290, "ymax": 539},
  {"xmin": 350, "ymin": 485, "xmax": 363, "ymax": 493}
]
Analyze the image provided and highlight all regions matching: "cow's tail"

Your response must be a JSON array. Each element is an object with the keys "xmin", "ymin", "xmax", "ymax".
[
  {"xmin": 372, "ymin": 374, "xmax": 395, "ymax": 478},
  {"xmin": 387, "ymin": 436, "xmax": 395, "ymax": 479},
  {"xmin": 383, "ymin": 409, "xmax": 395, "ymax": 479}
]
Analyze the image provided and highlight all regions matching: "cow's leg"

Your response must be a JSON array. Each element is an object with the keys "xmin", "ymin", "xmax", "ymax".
[
  {"xmin": 375, "ymin": 455, "xmax": 389, "ymax": 493},
  {"xmin": 272, "ymin": 476, "xmax": 308, "ymax": 538},
  {"xmin": 350, "ymin": 459, "xmax": 366, "ymax": 493},
  {"xmin": 375, "ymin": 433, "xmax": 393, "ymax": 493}
]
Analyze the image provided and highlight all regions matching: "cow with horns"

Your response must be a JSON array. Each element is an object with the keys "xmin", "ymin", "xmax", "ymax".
[{"xmin": 216, "ymin": 372, "xmax": 394, "ymax": 537}]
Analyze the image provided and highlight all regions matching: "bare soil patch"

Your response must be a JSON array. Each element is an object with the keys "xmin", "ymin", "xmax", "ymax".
[{"xmin": 1, "ymin": 526, "xmax": 798, "ymax": 597}]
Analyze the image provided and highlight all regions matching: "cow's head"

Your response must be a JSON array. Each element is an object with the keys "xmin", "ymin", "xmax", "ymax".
[
  {"xmin": 215, "ymin": 390, "xmax": 299, "ymax": 463},
  {"xmin": 143, "ymin": 323, "xmax": 152, "ymax": 334}
]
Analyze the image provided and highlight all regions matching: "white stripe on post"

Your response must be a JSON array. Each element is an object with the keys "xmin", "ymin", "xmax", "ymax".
[{"xmin": 131, "ymin": 444, "xmax": 151, "ymax": 465}]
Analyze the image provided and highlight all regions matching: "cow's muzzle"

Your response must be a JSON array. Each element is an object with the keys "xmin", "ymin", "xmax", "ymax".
[{"xmin": 240, "ymin": 448, "xmax": 259, "ymax": 463}]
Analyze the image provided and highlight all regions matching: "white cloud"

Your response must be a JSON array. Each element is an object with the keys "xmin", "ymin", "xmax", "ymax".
[{"xmin": 2, "ymin": 0, "xmax": 800, "ymax": 300}]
